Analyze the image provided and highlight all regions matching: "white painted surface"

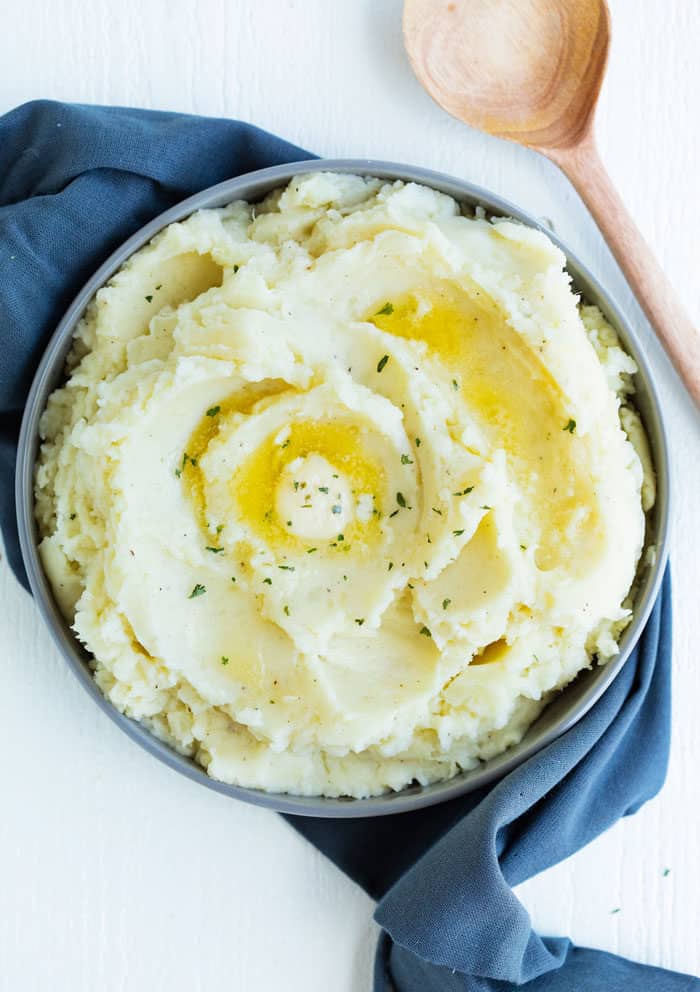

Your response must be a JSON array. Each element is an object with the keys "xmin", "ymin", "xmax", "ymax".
[{"xmin": 1, "ymin": 1, "xmax": 699, "ymax": 988}]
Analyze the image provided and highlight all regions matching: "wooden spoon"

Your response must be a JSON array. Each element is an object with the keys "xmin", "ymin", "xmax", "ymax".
[{"xmin": 403, "ymin": 0, "xmax": 700, "ymax": 408}]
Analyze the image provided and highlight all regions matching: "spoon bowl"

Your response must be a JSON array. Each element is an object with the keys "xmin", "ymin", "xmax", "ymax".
[{"xmin": 404, "ymin": 0, "xmax": 610, "ymax": 150}]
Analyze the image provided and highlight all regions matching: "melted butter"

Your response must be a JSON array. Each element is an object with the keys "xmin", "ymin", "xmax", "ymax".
[
  {"xmin": 179, "ymin": 378, "xmax": 386, "ymax": 556},
  {"xmin": 470, "ymin": 637, "xmax": 509, "ymax": 666},
  {"xmin": 370, "ymin": 285, "xmax": 601, "ymax": 571},
  {"xmin": 233, "ymin": 418, "xmax": 384, "ymax": 550},
  {"xmin": 180, "ymin": 379, "xmax": 291, "ymax": 535}
]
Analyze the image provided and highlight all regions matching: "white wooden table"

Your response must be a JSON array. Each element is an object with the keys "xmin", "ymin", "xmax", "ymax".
[{"xmin": 1, "ymin": 2, "xmax": 698, "ymax": 988}]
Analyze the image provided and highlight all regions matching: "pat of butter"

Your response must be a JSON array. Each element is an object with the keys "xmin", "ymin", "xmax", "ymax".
[{"xmin": 275, "ymin": 454, "xmax": 353, "ymax": 539}]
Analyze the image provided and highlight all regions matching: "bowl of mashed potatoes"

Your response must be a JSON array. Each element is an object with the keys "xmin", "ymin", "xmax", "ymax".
[{"xmin": 16, "ymin": 162, "xmax": 669, "ymax": 816}]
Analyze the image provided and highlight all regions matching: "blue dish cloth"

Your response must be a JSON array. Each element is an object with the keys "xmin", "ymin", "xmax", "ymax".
[{"xmin": 0, "ymin": 100, "xmax": 694, "ymax": 991}]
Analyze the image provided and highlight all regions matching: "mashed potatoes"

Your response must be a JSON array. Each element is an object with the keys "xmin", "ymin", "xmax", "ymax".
[{"xmin": 35, "ymin": 173, "xmax": 654, "ymax": 798}]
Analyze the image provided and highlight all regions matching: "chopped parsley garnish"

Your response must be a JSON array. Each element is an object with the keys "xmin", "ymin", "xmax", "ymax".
[
  {"xmin": 230, "ymin": 577, "xmax": 236, "ymax": 583},
  {"xmin": 452, "ymin": 379, "xmax": 459, "ymax": 391},
  {"xmin": 278, "ymin": 565, "xmax": 295, "ymax": 571},
  {"xmin": 337, "ymin": 534, "xmax": 344, "ymax": 541},
  {"xmin": 376, "ymin": 354, "xmax": 389, "ymax": 373},
  {"xmin": 216, "ymin": 524, "xmax": 224, "ymax": 534},
  {"xmin": 563, "ymin": 418, "xmax": 576, "ymax": 434},
  {"xmin": 281, "ymin": 438, "xmax": 290, "ymax": 448},
  {"xmin": 442, "ymin": 598, "xmax": 451, "ymax": 610},
  {"xmin": 453, "ymin": 529, "xmax": 465, "ymax": 537},
  {"xmin": 144, "ymin": 294, "xmax": 153, "ymax": 302},
  {"xmin": 407, "ymin": 582, "xmax": 414, "ymax": 590},
  {"xmin": 388, "ymin": 561, "xmax": 394, "ymax": 571},
  {"xmin": 611, "ymin": 908, "xmax": 621, "ymax": 915},
  {"xmin": 318, "ymin": 486, "xmax": 329, "ymax": 494},
  {"xmin": 263, "ymin": 577, "xmax": 272, "ymax": 585},
  {"xmin": 233, "ymin": 264, "xmax": 239, "ymax": 273},
  {"xmin": 419, "ymin": 626, "xmax": 432, "ymax": 638},
  {"xmin": 400, "ymin": 453, "xmax": 413, "ymax": 465},
  {"xmin": 174, "ymin": 468, "xmax": 181, "ymax": 478},
  {"xmin": 375, "ymin": 302, "xmax": 394, "ymax": 316},
  {"xmin": 396, "ymin": 492, "xmax": 407, "ymax": 508},
  {"xmin": 69, "ymin": 513, "xmax": 76, "ymax": 520},
  {"xmin": 332, "ymin": 504, "xmax": 342, "ymax": 514},
  {"xmin": 343, "ymin": 574, "xmax": 348, "ymax": 581},
  {"xmin": 306, "ymin": 547, "xmax": 317, "ymax": 554},
  {"xmin": 206, "ymin": 546, "xmax": 224, "ymax": 554},
  {"xmin": 283, "ymin": 605, "xmax": 290, "ymax": 616},
  {"xmin": 663, "ymin": 868, "xmax": 671, "ymax": 877},
  {"xmin": 155, "ymin": 284, "xmax": 162, "ymax": 290},
  {"xmin": 206, "ymin": 405, "xmax": 221, "ymax": 417},
  {"xmin": 415, "ymin": 437, "xmax": 421, "ymax": 447},
  {"xmin": 481, "ymin": 505, "xmax": 492, "ymax": 511},
  {"xmin": 432, "ymin": 507, "xmax": 442, "ymax": 515},
  {"xmin": 182, "ymin": 453, "xmax": 197, "ymax": 468},
  {"xmin": 188, "ymin": 584, "xmax": 206, "ymax": 599},
  {"xmin": 454, "ymin": 486, "xmax": 474, "ymax": 496},
  {"xmin": 389, "ymin": 509, "xmax": 399, "ymax": 518},
  {"xmin": 293, "ymin": 481, "xmax": 300, "ymax": 492},
  {"xmin": 221, "ymin": 656, "xmax": 229, "ymax": 665},
  {"xmin": 287, "ymin": 520, "xmax": 292, "ymax": 527},
  {"xmin": 355, "ymin": 618, "xmax": 365, "ymax": 626}
]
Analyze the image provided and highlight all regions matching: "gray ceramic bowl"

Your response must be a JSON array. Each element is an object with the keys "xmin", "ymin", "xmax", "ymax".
[{"xmin": 16, "ymin": 160, "xmax": 670, "ymax": 817}]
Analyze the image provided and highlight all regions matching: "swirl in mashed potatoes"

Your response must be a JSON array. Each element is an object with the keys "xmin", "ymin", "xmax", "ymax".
[{"xmin": 35, "ymin": 173, "xmax": 654, "ymax": 798}]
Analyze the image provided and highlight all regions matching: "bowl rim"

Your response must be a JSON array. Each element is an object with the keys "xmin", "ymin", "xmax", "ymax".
[{"xmin": 15, "ymin": 158, "xmax": 671, "ymax": 818}]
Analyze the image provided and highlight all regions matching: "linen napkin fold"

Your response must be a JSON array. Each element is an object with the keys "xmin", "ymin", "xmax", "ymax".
[{"xmin": 0, "ymin": 100, "xmax": 694, "ymax": 991}]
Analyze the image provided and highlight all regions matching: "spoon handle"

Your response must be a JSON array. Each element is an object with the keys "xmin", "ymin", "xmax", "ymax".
[{"xmin": 548, "ymin": 136, "xmax": 700, "ymax": 410}]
